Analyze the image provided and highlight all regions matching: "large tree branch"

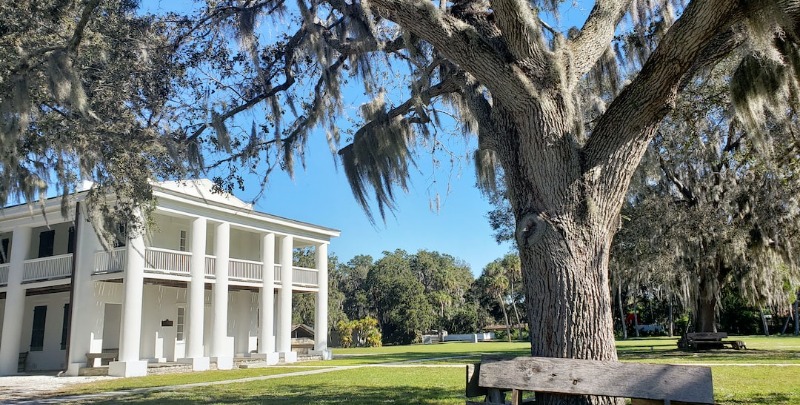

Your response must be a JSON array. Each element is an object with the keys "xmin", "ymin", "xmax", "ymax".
[
  {"xmin": 567, "ymin": 0, "xmax": 628, "ymax": 78},
  {"xmin": 658, "ymin": 154, "xmax": 698, "ymax": 206},
  {"xmin": 368, "ymin": 0, "xmax": 538, "ymax": 105},
  {"xmin": 491, "ymin": 0, "xmax": 547, "ymax": 62},
  {"xmin": 67, "ymin": 0, "xmax": 101, "ymax": 55},
  {"xmin": 583, "ymin": 0, "xmax": 745, "ymax": 216}
]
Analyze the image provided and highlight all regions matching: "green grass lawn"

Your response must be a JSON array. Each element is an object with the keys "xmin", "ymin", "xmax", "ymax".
[{"xmin": 60, "ymin": 335, "xmax": 800, "ymax": 404}]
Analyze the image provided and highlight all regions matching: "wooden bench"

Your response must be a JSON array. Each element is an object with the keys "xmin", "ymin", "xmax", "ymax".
[
  {"xmin": 85, "ymin": 350, "xmax": 119, "ymax": 367},
  {"xmin": 678, "ymin": 332, "xmax": 746, "ymax": 350},
  {"xmin": 466, "ymin": 356, "xmax": 714, "ymax": 405}
]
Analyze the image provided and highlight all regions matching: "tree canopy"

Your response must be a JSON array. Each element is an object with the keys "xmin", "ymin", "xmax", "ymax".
[{"xmin": 5, "ymin": 2, "xmax": 800, "ymax": 403}]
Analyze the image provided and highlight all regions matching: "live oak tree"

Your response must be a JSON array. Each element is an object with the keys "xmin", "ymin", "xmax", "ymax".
[
  {"xmin": 612, "ymin": 60, "xmax": 800, "ymax": 334},
  {"xmin": 0, "ymin": 0, "xmax": 187, "ymax": 242},
  {"xmin": 5, "ymin": 1, "xmax": 800, "ymax": 404}
]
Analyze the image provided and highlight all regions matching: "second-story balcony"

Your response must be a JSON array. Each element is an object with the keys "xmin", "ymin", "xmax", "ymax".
[
  {"xmin": 23, "ymin": 253, "xmax": 74, "ymax": 282},
  {"xmin": 0, "ymin": 254, "xmax": 75, "ymax": 286},
  {"xmin": 93, "ymin": 247, "xmax": 318, "ymax": 287}
]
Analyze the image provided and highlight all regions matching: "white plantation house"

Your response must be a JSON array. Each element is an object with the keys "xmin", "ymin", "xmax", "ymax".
[{"xmin": 0, "ymin": 179, "xmax": 338, "ymax": 377}]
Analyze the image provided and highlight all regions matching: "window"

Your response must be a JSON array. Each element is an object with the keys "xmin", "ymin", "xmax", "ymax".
[
  {"xmin": 38, "ymin": 230, "xmax": 55, "ymax": 258},
  {"xmin": 61, "ymin": 304, "xmax": 70, "ymax": 350},
  {"xmin": 0, "ymin": 238, "xmax": 9, "ymax": 264},
  {"xmin": 176, "ymin": 307, "xmax": 185, "ymax": 341},
  {"xmin": 30, "ymin": 306, "xmax": 47, "ymax": 351},
  {"xmin": 113, "ymin": 224, "xmax": 127, "ymax": 248},
  {"xmin": 179, "ymin": 230, "xmax": 187, "ymax": 252},
  {"xmin": 67, "ymin": 227, "xmax": 76, "ymax": 254}
]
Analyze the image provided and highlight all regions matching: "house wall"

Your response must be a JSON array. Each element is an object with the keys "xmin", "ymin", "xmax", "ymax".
[
  {"xmin": 148, "ymin": 214, "xmax": 192, "ymax": 252},
  {"xmin": 140, "ymin": 284, "xmax": 189, "ymax": 361},
  {"xmin": 229, "ymin": 230, "xmax": 261, "ymax": 261},
  {"xmin": 28, "ymin": 222, "xmax": 74, "ymax": 259},
  {"xmin": 19, "ymin": 291, "xmax": 70, "ymax": 371},
  {"xmin": 229, "ymin": 290, "xmax": 259, "ymax": 355}
]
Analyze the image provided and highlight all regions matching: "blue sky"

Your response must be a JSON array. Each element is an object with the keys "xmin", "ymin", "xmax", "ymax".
[
  {"xmin": 237, "ymin": 131, "xmax": 513, "ymax": 276},
  {"xmin": 136, "ymin": 0, "xmax": 596, "ymax": 275}
]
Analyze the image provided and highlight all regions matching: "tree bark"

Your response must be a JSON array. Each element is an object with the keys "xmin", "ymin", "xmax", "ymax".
[{"xmin": 695, "ymin": 265, "xmax": 718, "ymax": 333}]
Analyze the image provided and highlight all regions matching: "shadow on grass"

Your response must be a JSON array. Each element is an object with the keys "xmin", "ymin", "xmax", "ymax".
[
  {"xmin": 719, "ymin": 393, "xmax": 793, "ymax": 404},
  {"xmin": 618, "ymin": 347, "xmax": 800, "ymax": 362},
  {"xmin": 75, "ymin": 383, "xmax": 463, "ymax": 405}
]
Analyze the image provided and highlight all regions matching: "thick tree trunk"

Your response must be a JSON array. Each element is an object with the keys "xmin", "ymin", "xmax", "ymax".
[
  {"xmin": 695, "ymin": 267, "xmax": 718, "ymax": 333},
  {"xmin": 496, "ymin": 98, "xmax": 624, "ymax": 405},
  {"xmin": 518, "ymin": 224, "xmax": 620, "ymax": 405},
  {"xmin": 695, "ymin": 296, "xmax": 717, "ymax": 333}
]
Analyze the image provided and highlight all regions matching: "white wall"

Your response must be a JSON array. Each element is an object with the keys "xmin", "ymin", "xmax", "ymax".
[
  {"xmin": 19, "ymin": 291, "xmax": 70, "ymax": 371},
  {"xmin": 148, "ymin": 214, "xmax": 191, "ymax": 251},
  {"xmin": 140, "ymin": 284, "xmax": 188, "ymax": 361},
  {"xmin": 229, "ymin": 230, "xmax": 260, "ymax": 261}
]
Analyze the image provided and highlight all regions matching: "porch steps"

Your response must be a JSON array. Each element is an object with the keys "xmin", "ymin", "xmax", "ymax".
[
  {"xmin": 237, "ymin": 355, "xmax": 323, "ymax": 369},
  {"xmin": 78, "ymin": 366, "xmax": 109, "ymax": 376},
  {"xmin": 77, "ymin": 354, "xmax": 325, "ymax": 376}
]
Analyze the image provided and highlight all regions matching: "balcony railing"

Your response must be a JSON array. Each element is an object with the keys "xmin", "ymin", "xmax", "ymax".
[
  {"xmin": 90, "ymin": 247, "xmax": 317, "ymax": 287},
  {"xmin": 144, "ymin": 247, "xmax": 191, "ymax": 275},
  {"xmin": 293, "ymin": 266, "xmax": 318, "ymax": 286},
  {"xmin": 205, "ymin": 255, "xmax": 216, "ymax": 277},
  {"xmin": 0, "ymin": 263, "xmax": 9, "ymax": 285},
  {"xmin": 229, "ymin": 258, "xmax": 262, "ymax": 281},
  {"xmin": 94, "ymin": 248, "xmax": 127, "ymax": 274},
  {"xmin": 23, "ymin": 253, "xmax": 73, "ymax": 282}
]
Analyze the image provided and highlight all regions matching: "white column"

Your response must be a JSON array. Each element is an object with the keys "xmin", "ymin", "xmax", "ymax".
[
  {"xmin": 109, "ymin": 223, "xmax": 148, "ymax": 377},
  {"xmin": 255, "ymin": 233, "xmax": 279, "ymax": 364},
  {"xmin": 67, "ymin": 208, "xmax": 102, "ymax": 375},
  {"xmin": 314, "ymin": 243, "xmax": 329, "ymax": 353},
  {"xmin": 211, "ymin": 222, "xmax": 232, "ymax": 369},
  {"xmin": 0, "ymin": 226, "xmax": 31, "ymax": 375},
  {"xmin": 180, "ymin": 216, "xmax": 209, "ymax": 371},
  {"xmin": 277, "ymin": 235, "xmax": 295, "ymax": 362}
]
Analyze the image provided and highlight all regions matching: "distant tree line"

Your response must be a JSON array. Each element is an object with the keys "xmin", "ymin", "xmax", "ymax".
[{"xmin": 292, "ymin": 249, "xmax": 527, "ymax": 345}]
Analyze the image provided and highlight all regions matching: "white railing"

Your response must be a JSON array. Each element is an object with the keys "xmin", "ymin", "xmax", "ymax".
[
  {"xmin": 274, "ymin": 264, "xmax": 282, "ymax": 282},
  {"xmin": 0, "ymin": 263, "xmax": 9, "ymax": 285},
  {"xmin": 293, "ymin": 266, "xmax": 318, "ymax": 286},
  {"xmin": 205, "ymin": 255, "xmax": 216, "ymax": 277},
  {"xmin": 229, "ymin": 258, "xmax": 262, "ymax": 281},
  {"xmin": 144, "ymin": 247, "xmax": 191, "ymax": 275},
  {"xmin": 23, "ymin": 253, "xmax": 73, "ymax": 282},
  {"xmin": 93, "ymin": 248, "xmax": 127, "ymax": 274}
]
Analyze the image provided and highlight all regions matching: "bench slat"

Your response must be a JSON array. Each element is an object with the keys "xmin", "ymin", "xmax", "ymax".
[
  {"xmin": 478, "ymin": 356, "xmax": 714, "ymax": 404},
  {"xmin": 687, "ymin": 332, "xmax": 727, "ymax": 340}
]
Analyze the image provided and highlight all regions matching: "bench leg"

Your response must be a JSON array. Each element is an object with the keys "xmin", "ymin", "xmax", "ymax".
[
  {"xmin": 486, "ymin": 388, "xmax": 505, "ymax": 404},
  {"xmin": 511, "ymin": 389, "xmax": 523, "ymax": 405}
]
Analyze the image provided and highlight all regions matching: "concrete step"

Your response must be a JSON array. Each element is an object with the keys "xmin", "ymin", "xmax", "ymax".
[{"xmin": 78, "ymin": 366, "xmax": 109, "ymax": 376}]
